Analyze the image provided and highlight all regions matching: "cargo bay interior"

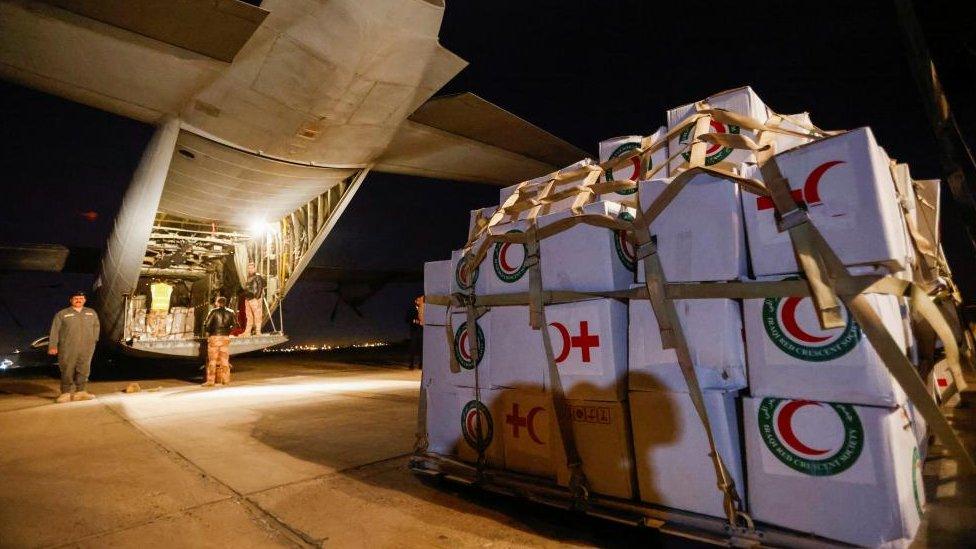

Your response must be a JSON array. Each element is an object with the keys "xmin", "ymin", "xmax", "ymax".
[{"xmin": 116, "ymin": 129, "xmax": 365, "ymax": 356}]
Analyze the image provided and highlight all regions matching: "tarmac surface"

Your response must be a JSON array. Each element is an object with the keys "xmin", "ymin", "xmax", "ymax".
[
  {"xmin": 0, "ymin": 349, "xmax": 676, "ymax": 549},
  {"xmin": 1, "ymin": 348, "xmax": 974, "ymax": 548}
]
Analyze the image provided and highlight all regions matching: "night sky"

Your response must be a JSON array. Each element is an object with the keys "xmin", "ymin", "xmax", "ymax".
[{"xmin": 0, "ymin": 1, "xmax": 972, "ymax": 350}]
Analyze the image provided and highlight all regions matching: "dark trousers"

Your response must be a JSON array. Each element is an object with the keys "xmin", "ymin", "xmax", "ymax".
[
  {"xmin": 59, "ymin": 349, "xmax": 93, "ymax": 393},
  {"xmin": 409, "ymin": 326, "xmax": 422, "ymax": 369}
]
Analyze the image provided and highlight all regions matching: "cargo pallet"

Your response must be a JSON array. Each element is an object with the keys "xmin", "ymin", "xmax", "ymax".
[{"xmin": 411, "ymin": 452, "xmax": 850, "ymax": 548}]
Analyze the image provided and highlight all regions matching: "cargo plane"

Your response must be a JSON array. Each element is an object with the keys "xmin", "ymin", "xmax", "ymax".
[{"xmin": 0, "ymin": 0, "xmax": 584, "ymax": 358}]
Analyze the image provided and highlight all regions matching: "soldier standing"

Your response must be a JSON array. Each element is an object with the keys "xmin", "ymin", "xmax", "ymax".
[
  {"xmin": 243, "ymin": 262, "xmax": 266, "ymax": 336},
  {"xmin": 48, "ymin": 290, "xmax": 100, "ymax": 403},
  {"xmin": 203, "ymin": 296, "xmax": 237, "ymax": 386}
]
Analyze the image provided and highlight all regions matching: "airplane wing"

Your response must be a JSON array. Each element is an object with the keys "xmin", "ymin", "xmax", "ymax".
[
  {"xmin": 0, "ymin": 244, "xmax": 101, "ymax": 273},
  {"xmin": 374, "ymin": 93, "xmax": 589, "ymax": 185}
]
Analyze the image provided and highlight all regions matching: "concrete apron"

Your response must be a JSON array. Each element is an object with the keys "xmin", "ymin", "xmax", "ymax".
[{"xmin": 0, "ymin": 363, "xmax": 601, "ymax": 548}]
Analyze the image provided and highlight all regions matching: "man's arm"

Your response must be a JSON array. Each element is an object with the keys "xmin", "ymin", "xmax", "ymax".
[
  {"xmin": 92, "ymin": 311, "xmax": 100, "ymax": 341},
  {"xmin": 229, "ymin": 310, "xmax": 238, "ymax": 332},
  {"xmin": 48, "ymin": 313, "xmax": 61, "ymax": 354}
]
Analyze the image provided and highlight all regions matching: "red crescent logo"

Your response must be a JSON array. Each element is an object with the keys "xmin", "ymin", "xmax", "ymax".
[
  {"xmin": 778, "ymin": 400, "xmax": 829, "ymax": 456},
  {"xmin": 526, "ymin": 406, "xmax": 545, "ymax": 444},
  {"xmin": 802, "ymin": 160, "xmax": 845, "ymax": 206},
  {"xmin": 781, "ymin": 297, "xmax": 830, "ymax": 343},
  {"xmin": 458, "ymin": 331, "xmax": 471, "ymax": 360},
  {"xmin": 499, "ymin": 242, "xmax": 515, "ymax": 273},
  {"xmin": 550, "ymin": 322, "xmax": 571, "ymax": 362},
  {"xmin": 465, "ymin": 409, "xmax": 480, "ymax": 438},
  {"xmin": 625, "ymin": 156, "xmax": 640, "ymax": 180},
  {"xmin": 705, "ymin": 120, "xmax": 726, "ymax": 155}
]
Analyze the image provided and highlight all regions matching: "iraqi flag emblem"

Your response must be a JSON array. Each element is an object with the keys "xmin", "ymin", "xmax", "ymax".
[
  {"xmin": 492, "ymin": 229, "xmax": 528, "ymax": 283},
  {"xmin": 461, "ymin": 400, "xmax": 493, "ymax": 451},
  {"xmin": 679, "ymin": 119, "xmax": 741, "ymax": 165},
  {"xmin": 762, "ymin": 295, "xmax": 861, "ymax": 361},
  {"xmin": 758, "ymin": 398, "xmax": 864, "ymax": 476}
]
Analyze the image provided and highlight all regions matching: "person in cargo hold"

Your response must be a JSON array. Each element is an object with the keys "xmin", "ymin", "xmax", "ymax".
[
  {"xmin": 243, "ymin": 262, "xmax": 266, "ymax": 336},
  {"xmin": 203, "ymin": 296, "xmax": 237, "ymax": 386},
  {"xmin": 48, "ymin": 290, "xmax": 100, "ymax": 403}
]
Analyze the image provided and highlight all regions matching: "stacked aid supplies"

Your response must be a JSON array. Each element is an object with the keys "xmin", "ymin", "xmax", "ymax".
[{"xmin": 418, "ymin": 86, "xmax": 969, "ymax": 547}]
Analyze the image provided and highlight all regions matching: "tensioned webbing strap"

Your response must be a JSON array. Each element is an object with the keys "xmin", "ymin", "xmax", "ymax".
[
  {"xmin": 757, "ymin": 150, "xmax": 845, "ymax": 330},
  {"xmin": 526, "ymin": 223, "xmax": 590, "ymax": 505},
  {"xmin": 635, "ymin": 223, "xmax": 750, "ymax": 528}
]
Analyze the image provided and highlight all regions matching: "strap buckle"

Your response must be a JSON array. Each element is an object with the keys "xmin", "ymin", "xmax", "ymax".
[
  {"xmin": 776, "ymin": 207, "xmax": 810, "ymax": 232},
  {"xmin": 636, "ymin": 235, "xmax": 659, "ymax": 260}
]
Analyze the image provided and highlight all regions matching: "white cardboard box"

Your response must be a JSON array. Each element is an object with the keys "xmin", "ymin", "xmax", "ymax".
[
  {"xmin": 629, "ymin": 293, "xmax": 746, "ymax": 392},
  {"xmin": 741, "ymin": 127, "xmax": 911, "ymax": 277},
  {"xmin": 425, "ymin": 386, "xmax": 460, "ymax": 456},
  {"xmin": 667, "ymin": 86, "xmax": 770, "ymax": 174},
  {"xmin": 423, "ymin": 260, "xmax": 450, "ymax": 326},
  {"xmin": 499, "ymin": 159, "xmax": 598, "ymax": 219},
  {"xmin": 484, "ymin": 201, "xmax": 637, "ymax": 295},
  {"xmin": 489, "ymin": 299, "xmax": 629, "ymax": 402},
  {"xmin": 499, "ymin": 389, "xmax": 634, "ymax": 499},
  {"xmin": 599, "ymin": 126, "xmax": 669, "ymax": 186},
  {"xmin": 744, "ymin": 279, "xmax": 907, "ymax": 407},
  {"xmin": 422, "ymin": 324, "xmax": 449, "ymax": 389},
  {"xmin": 455, "ymin": 388, "xmax": 505, "ymax": 467},
  {"xmin": 744, "ymin": 396, "xmax": 924, "ymax": 547},
  {"xmin": 636, "ymin": 174, "xmax": 748, "ymax": 282},
  {"xmin": 772, "ymin": 112, "xmax": 816, "ymax": 154},
  {"xmin": 630, "ymin": 389, "xmax": 745, "ymax": 518}
]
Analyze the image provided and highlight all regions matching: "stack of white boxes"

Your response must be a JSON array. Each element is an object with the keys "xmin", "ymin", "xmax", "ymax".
[
  {"xmin": 421, "ymin": 86, "xmax": 932, "ymax": 546},
  {"xmin": 739, "ymin": 122, "xmax": 924, "ymax": 547}
]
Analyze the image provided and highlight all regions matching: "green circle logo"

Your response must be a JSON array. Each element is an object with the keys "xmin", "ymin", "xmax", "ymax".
[
  {"xmin": 454, "ymin": 255, "xmax": 479, "ymax": 290},
  {"xmin": 678, "ymin": 120, "xmax": 740, "ymax": 165},
  {"xmin": 461, "ymin": 400, "xmax": 493, "ymax": 452},
  {"xmin": 606, "ymin": 141, "xmax": 640, "ymax": 194},
  {"xmin": 758, "ymin": 398, "xmax": 864, "ymax": 476},
  {"xmin": 762, "ymin": 296, "xmax": 861, "ymax": 361},
  {"xmin": 612, "ymin": 211, "xmax": 637, "ymax": 272},
  {"xmin": 492, "ymin": 229, "xmax": 528, "ymax": 283},
  {"xmin": 453, "ymin": 321, "xmax": 486, "ymax": 370}
]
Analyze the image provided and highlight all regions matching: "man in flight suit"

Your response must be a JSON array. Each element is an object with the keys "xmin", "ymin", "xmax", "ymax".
[
  {"xmin": 203, "ymin": 296, "xmax": 237, "ymax": 386},
  {"xmin": 48, "ymin": 290, "xmax": 100, "ymax": 403},
  {"xmin": 243, "ymin": 262, "xmax": 266, "ymax": 336}
]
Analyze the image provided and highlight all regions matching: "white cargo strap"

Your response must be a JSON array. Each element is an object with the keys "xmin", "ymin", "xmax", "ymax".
[
  {"xmin": 635, "ymin": 223, "xmax": 751, "ymax": 529},
  {"xmin": 525, "ymin": 223, "xmax": 590, "ymax": 505}
]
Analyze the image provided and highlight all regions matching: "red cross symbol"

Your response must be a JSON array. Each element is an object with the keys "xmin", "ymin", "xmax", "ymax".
[
  {"xmin": 550, "ymin": 321, "xmax": 601, "ymax": 362},
  {"xmin": 506, "ymin": 403, "xmax": 528, "ymax": 437}
]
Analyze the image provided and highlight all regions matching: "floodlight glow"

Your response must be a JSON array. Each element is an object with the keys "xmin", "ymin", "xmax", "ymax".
[
  {"xmin": 248, "ymin": 219, "xmax": 279, "ymax": 237},
  {"xmin": 249, "ymin": 219, "xmax": 268, "ymax": 236}
]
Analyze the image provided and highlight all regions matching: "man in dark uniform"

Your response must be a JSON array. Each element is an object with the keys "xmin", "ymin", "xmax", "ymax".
[
  {"xmin": 406, "ymin": 295, "xmax": 424, "ymax": 370},
  {"xmin": 243, "ymin": 262, "xmax": 266, "ymax": 336},
  {"xmin": 48, "ymin": 290, "xmax": 100, "ymax": 403},
  {"xmin": 203, "ymin": 296, "xmax": 237, "ymax": 386}
]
